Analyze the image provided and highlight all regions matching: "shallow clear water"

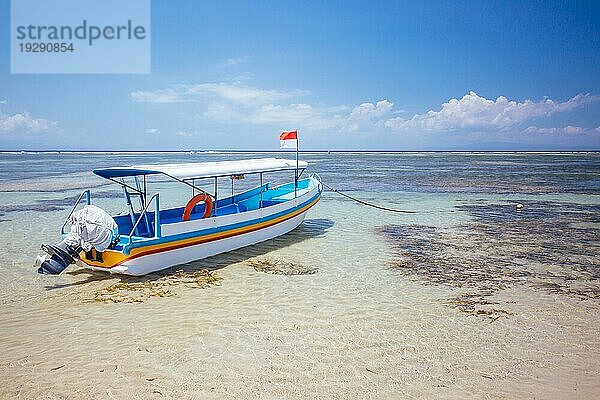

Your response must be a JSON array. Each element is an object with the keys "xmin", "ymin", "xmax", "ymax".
[{"xmin": 0, "ymin": 152, "xmax": 599, "ymax": 399}]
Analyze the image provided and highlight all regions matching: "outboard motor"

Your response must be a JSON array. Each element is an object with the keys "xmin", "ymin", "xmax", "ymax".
[
  {"xmin": 36, "ymin": 204, "xmax": 118, "ymax": 275},
  {"xmin": 37, "ymin": 240, "xmax": 83, "ymax": 275}
]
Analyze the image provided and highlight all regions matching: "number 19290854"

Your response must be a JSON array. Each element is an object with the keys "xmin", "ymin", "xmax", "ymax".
[{"xmin": 19, "ymin": 43, "xmax": 74, "ymax": 52}]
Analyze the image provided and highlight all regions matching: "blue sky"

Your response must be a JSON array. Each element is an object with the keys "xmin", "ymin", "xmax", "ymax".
[{"xmin": 1, "ymin": 0, "xmax": 599, "ymax": 150}]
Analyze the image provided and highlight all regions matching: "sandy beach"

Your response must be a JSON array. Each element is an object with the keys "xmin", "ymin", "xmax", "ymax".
[{"xmin": 0, "ymin": 152, "xmax": 599, "ymax": 399}]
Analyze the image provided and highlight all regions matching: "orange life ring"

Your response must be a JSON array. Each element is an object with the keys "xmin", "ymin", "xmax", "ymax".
[{"xmin": 182, "ymin": 193, "xmax": 213, "ymax": 221}]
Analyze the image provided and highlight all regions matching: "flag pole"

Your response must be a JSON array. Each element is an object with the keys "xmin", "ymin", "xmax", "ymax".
[{"xmin": 295, "ymin": 129, "xmax": 298, "ymax": 198}]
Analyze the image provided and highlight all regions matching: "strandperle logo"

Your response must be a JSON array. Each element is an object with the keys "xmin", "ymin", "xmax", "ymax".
[
  {"xmin": 10, "ymin": 0, "xmax": 151, "ymax": 74},
  {"xmin": 15, "ymin": 20, "xmax": 147, "ymax": 46}
]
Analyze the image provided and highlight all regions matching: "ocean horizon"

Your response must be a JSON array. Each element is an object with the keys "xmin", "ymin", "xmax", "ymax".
[{"xmin": 2, "ymin": 149, "xmax": 600, "ymax": 153}]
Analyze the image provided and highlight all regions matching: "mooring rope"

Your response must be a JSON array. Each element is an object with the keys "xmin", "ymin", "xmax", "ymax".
[{"xmin": 321, "ymin": 182, "xmax": 416, "ymax": 214}]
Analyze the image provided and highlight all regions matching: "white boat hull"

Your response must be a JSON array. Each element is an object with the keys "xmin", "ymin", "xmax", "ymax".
[{"xmin": 94, "ymin": 209, "xmax": 308, "ymax": 275}]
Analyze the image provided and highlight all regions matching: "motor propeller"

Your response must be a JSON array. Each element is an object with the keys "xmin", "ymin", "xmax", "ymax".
[{"xmin": 36, "ymin": 240, "xmax": 83, "ymax": 275}]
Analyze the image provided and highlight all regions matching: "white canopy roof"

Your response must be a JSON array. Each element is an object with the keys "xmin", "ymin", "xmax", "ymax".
[{"xmin": 93, "ymin": 158, "xmax": 308, "ymax": 180}]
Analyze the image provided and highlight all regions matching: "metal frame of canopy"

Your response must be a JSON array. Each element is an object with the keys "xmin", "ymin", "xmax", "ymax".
[
  {"xmin": 93, "ymin": 158, "xmax": 307, "ymax": 180},
  {"xmin": 93, "ymin": 158, "xmax": 307, "ymax": 206}
]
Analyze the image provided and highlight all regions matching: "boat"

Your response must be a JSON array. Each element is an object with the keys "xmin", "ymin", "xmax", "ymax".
[{"xmin": 35, "ymin": 158, "xmax": 323, "ymax": 276}]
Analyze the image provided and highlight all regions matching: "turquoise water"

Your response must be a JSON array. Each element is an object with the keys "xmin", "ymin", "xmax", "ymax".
[{"xmin": 0, "ymin": 152, "xmax": 599, "ymax": 399}]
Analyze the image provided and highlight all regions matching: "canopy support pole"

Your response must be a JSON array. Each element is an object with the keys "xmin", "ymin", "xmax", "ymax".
[
  {"xmin": 213, "ymin": 177, "xmax": 218, "ymax": 217},
  {"xmin": 295, "ymin": 132, "xmax": 299, "ymax": 198},
  {"xmin": 154, "ymin": 194, "xmax": 161, "ymax": 238},
  {"xmin": 123, "ymin": 184, "xmax": 139, "ymax": 237},
  {"xmin": 176, "ymin": 176, "xmax": 209, "ymax": 195},
  {"xmin": 108, "ymin": 177, "xmax": 143, "ymax": 195},
  {"xmin": 259, "ymin": 173, "xmax": 263, "ymax": 208},
  {"xmin": 143, "ymin": 175, "xmax": 147, "ymax": 204}
]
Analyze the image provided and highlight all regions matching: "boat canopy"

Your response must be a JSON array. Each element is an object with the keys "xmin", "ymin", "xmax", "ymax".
[{"xmin": 93, "ymin": 158, "xmax": 308, "ymax": 180}]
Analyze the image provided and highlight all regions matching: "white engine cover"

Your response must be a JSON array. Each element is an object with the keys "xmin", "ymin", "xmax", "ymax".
[{"xmin": 67, "ymin": 205, "xmax": 118, "ymax": 252}]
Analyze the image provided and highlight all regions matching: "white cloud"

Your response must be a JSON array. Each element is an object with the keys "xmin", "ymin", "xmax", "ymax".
[
  {"xmin": 188, "ymin": 82, "xmax": 306, "ymax": 104},
  {"xmin": 385, "ymin": 91, "xmax": 599, "ymax": 132},
  {"xmin": 132, "ymin": 82, "xmax": 346, "ymax": 130},
  {"xmin": 131, "ymin": 88, "xmax": 185, "ymax": 103},
  {"xmin": 203, "ymin": 102, "xmax": 347, "ymax": 130},
  {"xmin": 131, "ymin": 82, "xmax": 306, "ymax": 105},
  {"xmin": 522, "ymin": 126, "xmax": 586, "ymax": 135},
  {"xmin": 221, "ymin": 56, "xmax": 248, "ymax": 66},
  {"xmin": 346, "ymin": 100, "xmax": 394, "ymax": 131},
  {"xmin": 251, "ymin": 103, "xmax": 315, "ymax": 123},
  {"xmin": 0, "ymin": 110, "xmax": 55, "ymax": 134},
  {"xmin": 0, "ymin": 100, "xmax": 7, "ymax": 105},
  {"xmin": 175, "ymin": 130, "xmax": 193, "ymax": 137},
  {"xmin": 131, "ymin": 83, "xmax": 599, "ymax": 140},
  {"xmin": 145, "ymin": 128, "xmax": 159, "ymax": 134},
  {"xmin": 251, "ymin": 103, "xmax": 348, "ymax": 129},
  {"xmin": 350, "ymin": 100, "xmax": 394, "ymax": 118}
]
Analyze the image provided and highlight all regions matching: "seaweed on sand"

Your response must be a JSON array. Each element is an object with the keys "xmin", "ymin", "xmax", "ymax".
[
  {"xmin": 87, "ymin": 269, "xmax": 221, "ymax": 303},
  {"xmin": 375, "ymin": 200, "xmax": 600, "ymax": 319},
  {"xmin": 246, "ymin": 257, "xmax": 318, "ymax": 275},
  {"xmin": 446, "ymin": 292, "xmax": 514, "ymax": 321}
]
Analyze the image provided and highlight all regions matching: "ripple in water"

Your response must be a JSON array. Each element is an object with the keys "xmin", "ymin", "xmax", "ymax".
[{"xmin": 86, "ymin": 269, "xmax": 221, "ymax": 303}]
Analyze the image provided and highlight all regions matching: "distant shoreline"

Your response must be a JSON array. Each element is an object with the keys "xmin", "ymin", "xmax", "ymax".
[{"xmin": 1, "ymin": 150, "xmax": 599, "ymax": 154}]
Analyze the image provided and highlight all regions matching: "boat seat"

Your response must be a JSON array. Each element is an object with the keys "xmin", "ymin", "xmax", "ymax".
[
  {"xmin": 218, "ymin": 203, "xmax": 247, "ymax": 215},
  {"xmin": 261, "ymin": 200, "xmax": 283, "ymax": 207},
  {"xmin": 270, "ymin": 189, "xmax": 309, "ymax": 201},
  {"xmin": 160, "ymin": 202, "xmax": 247, "ymax": 224}
]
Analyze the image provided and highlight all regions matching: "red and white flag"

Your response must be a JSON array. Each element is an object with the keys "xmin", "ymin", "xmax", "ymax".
[{"xmin": 280, "ymin": 130, "xmax": 298, "ymax": 149}]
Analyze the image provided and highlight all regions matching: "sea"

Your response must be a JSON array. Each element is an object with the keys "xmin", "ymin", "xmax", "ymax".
[{"xmin": 0, "ymin": 151, "xmax": 598, "ymax": 399}]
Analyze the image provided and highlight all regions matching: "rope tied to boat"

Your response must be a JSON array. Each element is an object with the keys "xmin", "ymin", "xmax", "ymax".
[{"xmin": 321, "ymin": 182, "xmax": 416, "ymax": 214}]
